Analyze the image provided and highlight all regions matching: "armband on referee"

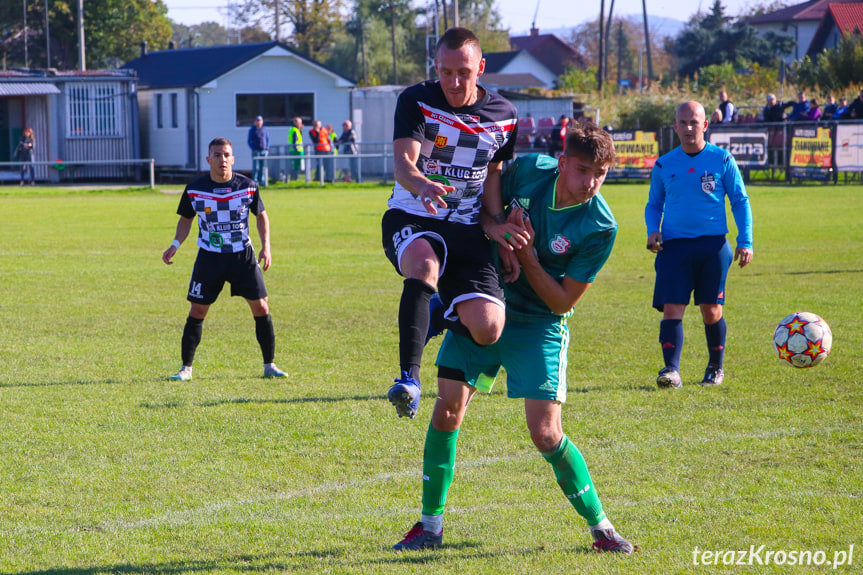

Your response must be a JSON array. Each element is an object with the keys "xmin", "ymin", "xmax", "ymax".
[{"xmin": 171, "ymin": 239, "xmax": 181, "ymax": 250}]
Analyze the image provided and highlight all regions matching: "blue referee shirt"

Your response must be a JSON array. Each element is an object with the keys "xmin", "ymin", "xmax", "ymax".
[{"xmin": 645, "ymin": 142, "xmax": 753, "ymax": 249}]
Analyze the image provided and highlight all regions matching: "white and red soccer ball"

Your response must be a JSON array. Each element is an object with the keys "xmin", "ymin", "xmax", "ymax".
[{"xmin": 773, "ymin": 312, "xmax": 832, "ymax": 368}]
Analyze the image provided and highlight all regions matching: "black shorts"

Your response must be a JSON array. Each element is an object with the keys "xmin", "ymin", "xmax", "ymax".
[
  {"xmin": 187, "ymin": 245, "xmax": 267, "ymax": 305},
  {"xmin": 381, "ymin": 208, "xmax": 504, "ymax": 311}
]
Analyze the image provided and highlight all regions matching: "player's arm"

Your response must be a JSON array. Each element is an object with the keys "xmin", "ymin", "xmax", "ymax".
[
  {"xmin": 256, "ymin": 210, "xmax": 272, "ymax": 271},
  {"xmin": 514, "ymin": 216, "xmax": 591, "ymax": 314},
  {"xmin": 162, "ymin": 216, "xmax": 194, "ymax": 265},
  {"xmin": 480, "ymin": 162, "xmax": 529, "ymax": 251},
  {"xmin": 393, "ymin": 137, "xmax": 453, "ymax": 214}
]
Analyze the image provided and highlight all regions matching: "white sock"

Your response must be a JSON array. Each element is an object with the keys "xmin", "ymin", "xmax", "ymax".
[
  {"xmin": 421, "ymin": 513, "xmax": 443, "ymax": 534},
  {"xmin": 590, "ymin": 517, "xmax": 614, "ymax": 532}
]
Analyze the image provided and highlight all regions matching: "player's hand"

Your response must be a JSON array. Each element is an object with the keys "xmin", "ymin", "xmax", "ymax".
[
  {"xmin": 258, "ymin": 246, "xmax": 272, "ymax": 271},
  {"xmin": 735, "ymin": 247, "xmax": 753, "ymax": 268},
  {"xmin": 647, "ymin": 232, "xmax": 663, "ymax": 253},
  {"xmin": 513, "ymin": 216, "xmax": 537, "ymax": 264},
  {"xmin": 490, "ymin": 207, "xmax": 530, "ymax": 252},
  {"xmin": 499, "ymin": 244, "xmax": 521, "ymax": 283},
  {"xmin": 162, "ymin": 246, "xmax": 177, "ymax": 265},
  {"xmin": 418, "ymin": 180, "xmax": 454, "ymax": 215}
]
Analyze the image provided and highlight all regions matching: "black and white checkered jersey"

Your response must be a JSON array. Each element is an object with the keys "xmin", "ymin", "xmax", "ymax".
[
  {"xmin": 177, "ymin": 173, "xmax": 265, "ymax": 253},
  {"xmin": 388, "ymin": 81, "xmax": 518, "ymax": 225}
]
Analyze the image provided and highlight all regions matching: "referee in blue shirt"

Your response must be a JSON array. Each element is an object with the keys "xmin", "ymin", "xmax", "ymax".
[{"xmin": 645, "ymin": 101, "xmax": 753, "ymax": 388}]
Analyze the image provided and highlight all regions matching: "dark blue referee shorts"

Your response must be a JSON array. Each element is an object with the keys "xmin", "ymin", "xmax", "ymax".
[{"xmin": 652, "ymin": 235, "xmax": 732, "ymax": 312}]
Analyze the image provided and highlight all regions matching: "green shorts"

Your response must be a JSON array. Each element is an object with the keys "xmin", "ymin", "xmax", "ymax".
[{"xmin": 435, "ymin": 316, "xmax": 569, "ymax": 402}]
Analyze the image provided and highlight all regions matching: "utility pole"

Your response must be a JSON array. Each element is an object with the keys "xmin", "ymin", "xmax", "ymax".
[
  {"xmin": 642, "ymin": 0, "xmax": 653, "ymax": 86},
  {"xmin": 77, "ymin": 0, "xmax": 85, "ymax": 70},
  {"xmin": 453, "ymin": 0, "xmax": 458, "ymax": 27},
  {"xmin": 605, "ymin": 0, "xmax": 615, "ymax": 86},
  {"xmin": 275, "ymin": 0, "xmax": 280, "ymax": 42},
  {"xmin": 597, "ymin": 0, "xmax": 605, "ymax": 91},
  {"xmin": 23, "ymin": 0, "xmax": 29, "ymax": 69},
  {"xmin": 44, "ymin": 0, "xmax": 51, "ymax": 68}
]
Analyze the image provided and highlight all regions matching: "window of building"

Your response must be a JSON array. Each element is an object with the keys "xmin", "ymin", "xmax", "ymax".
[
  {"xmin": 235, "ymin": 93, "xmax": 314, "ymax": 127},
  {"xmin": 170, "ymin": 93, "xmax": 179, "ymax": 128},
  {"xmin": 66, "ymin": 82, "xmax": 124, "ymax": 137},
  {"xmin": 156, "ymin": 93, "xmax": 164, "ymax": 129}
]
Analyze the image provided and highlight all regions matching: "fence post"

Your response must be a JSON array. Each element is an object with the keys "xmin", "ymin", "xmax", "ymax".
[{"xmin": 149, "ymin": 159, "xmax": 155, "ymax": 189}]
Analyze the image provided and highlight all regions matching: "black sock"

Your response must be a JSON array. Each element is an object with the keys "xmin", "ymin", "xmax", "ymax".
[
  {"xmin": 181, "ymin": 316, "xmax": 204, "ymax": 366},
  {"xmin": 255, "ymin": 314, "xmax": 276, "ymax": 364},
  {"xmin": 398, "ymin": 278, "xmax": 436, "ymax": 379},
  {"xmin": 705, "ymin": 317, "xmax": 726, "ymax": 367}
]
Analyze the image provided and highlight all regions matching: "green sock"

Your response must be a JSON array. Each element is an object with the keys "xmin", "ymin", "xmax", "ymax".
[
  {"xmin": 421, "ymin": 424, "xmax": 460, "ymax": 516},
  {"xmin": 541, "ymin": 435, "xmax": 606, "ymax": 526}
]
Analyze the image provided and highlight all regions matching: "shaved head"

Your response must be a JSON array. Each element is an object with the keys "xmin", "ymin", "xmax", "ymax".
[
  {"xmin": 673, "ymin": 101, "xmax": 709, "ymax": 154},
  {"xmin": 676, "ymin": 101, "xmax": 706, "ymax": 122}
]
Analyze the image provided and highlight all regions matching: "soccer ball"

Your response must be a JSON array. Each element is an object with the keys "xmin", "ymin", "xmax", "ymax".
[{"xmin": 773, "ymin": 312, "xmax": 832, "ymax": 368}]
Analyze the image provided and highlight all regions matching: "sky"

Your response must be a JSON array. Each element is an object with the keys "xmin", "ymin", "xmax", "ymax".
[{"xmin": 161, "ymin": 0, "xmax": 757, "ymax": 35}]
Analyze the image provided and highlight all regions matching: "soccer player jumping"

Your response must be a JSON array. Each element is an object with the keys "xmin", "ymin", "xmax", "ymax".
[{"xmin": 381, "ymin": 28, "xmax": 523, "ymax": 419}]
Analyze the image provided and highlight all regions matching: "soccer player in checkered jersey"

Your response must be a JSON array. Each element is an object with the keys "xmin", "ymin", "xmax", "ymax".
[
  {"xmin": 382, "ymin": 27, "xmax": 527, "ymax": 420},
  {"xmin": 393, "ymin": 123, "xmax": 636, "ymax": 554},
  {"xmin": 646, "ymin": 101, "xmax": 753, "ymax": 389},
  {"xmin": 162, "ymin": 137, "xmax": 287, "ymax": 381}
]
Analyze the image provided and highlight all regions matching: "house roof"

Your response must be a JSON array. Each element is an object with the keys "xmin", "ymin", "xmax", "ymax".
[
  {"xmin": 509, "ymin": 33, "xmax": 586, "ymax": 76},
  {"xmin": 0, "ymin": 82, "xmax": 61, "ymax": 96},
  {"xmin": 828, "ymin": 2, "xmax": 863, "ymax": 33},
  {"xmin": 807, "ymin": 2, "xmax": 863, "ymax": 56},
  {"xmin": 122, "ymin": 41, "xmax": 353, "ymax": 89},
  {"xmin": 482, "ymin": 51, "xmax": 521, "ymax": 73},
  {"xmin": 748, "ymin": 0, "xmax": 861, "ymax": 24}
]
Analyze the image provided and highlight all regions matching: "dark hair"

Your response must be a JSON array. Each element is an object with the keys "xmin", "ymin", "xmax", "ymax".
[
  {"xmin": 208, "ymin": 137, "xmax": 233, "ymax": 153},
  {"xmin": 564, "ymin": 122, "xmax": 616, "ymax": 166},
  {"xmin": 436, "ymin": 27, "xmax": 481, "ymax": 55}
]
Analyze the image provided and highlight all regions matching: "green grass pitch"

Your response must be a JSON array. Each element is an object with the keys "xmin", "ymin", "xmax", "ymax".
[{"xmin": 0, "ymin": 182, "xmax": 860, "ymax": 574}]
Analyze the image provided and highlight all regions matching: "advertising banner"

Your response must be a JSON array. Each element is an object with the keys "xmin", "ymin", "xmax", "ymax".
[
  {"xmin": 835, "ymin": 124, "xmax": 863, "ymax": 172},
  {"xmin": 789, "ymin": 127, "xmax": 832, "ymax": 168},
  {"xmin": 611, "ymin": 130, "xmax": 658, "ymax": 169},
  {"xmin": 708, "ymin": 131, "xmax": 768, "ymax": 166}
]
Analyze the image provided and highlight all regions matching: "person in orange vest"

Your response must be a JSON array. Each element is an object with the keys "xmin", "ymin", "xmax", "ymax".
[{"xmin": 309, "ymin": 120, "xmax": 333, "ymax": 183}]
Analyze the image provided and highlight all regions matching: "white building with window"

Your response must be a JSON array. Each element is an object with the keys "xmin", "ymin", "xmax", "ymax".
[
  {"xmin": 123, "ymin": 42, "xmax": 355, "ymax": 173},
  {"xmin": 0, "ymin": 70, "xmax": 139, "ymax": 182}
]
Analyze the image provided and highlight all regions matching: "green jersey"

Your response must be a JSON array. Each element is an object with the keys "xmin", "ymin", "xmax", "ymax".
[{"xmin": 500, "ymin": 154, "xmax": 617, "ymax": 322}]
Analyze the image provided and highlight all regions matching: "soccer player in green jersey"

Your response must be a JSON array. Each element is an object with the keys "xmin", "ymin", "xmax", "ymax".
[{"xmin": 392, "ymin": 123, "xmax": 637, "ymax": 554}]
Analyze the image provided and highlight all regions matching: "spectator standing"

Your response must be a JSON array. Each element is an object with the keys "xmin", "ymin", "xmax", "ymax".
[
  {"xmin": 287, "ymin": 117, "xmax": 304, "ymax": 181},
  {"xmin": 822, "ymin": 95, "xmax": 838, "ymax": 117},
  {"xmin": 337, "ymin": 120, "xmax": 359, "ymax": 182},
  {"xmin": 548, "ymin": 115, "xmax": 568, "ymax": 157},
  {"xmin": 787, "ymin": 92, "xmax": 810, "ymax": 121},
  {"xmin": 807, "ymin": 99, "xmax": 822, "ymax": 121},
  {"xmin": 833, "ymin": 97, "xmax": 849, "ymax": 119},
  {"xmin": 847, "ymin": 89, "xmax": 863, "ymax": 119},
  {"xmin": 717, "ymin": 90, "xmax": 737, "ymax": 123},
  {"xmin": 247, "ymin": 116, "xmax": 269, "ymax": 186},
  {"xmin": 761, "ymin": 94, "xmax": 791, "ymax": 123},
  {"xmin": 15, "ymin": 127, "xmax": 35, "ymax": 186},
  {"xmin": 309, "ymin": 120, "xmax": 333, "ymax": 183}
]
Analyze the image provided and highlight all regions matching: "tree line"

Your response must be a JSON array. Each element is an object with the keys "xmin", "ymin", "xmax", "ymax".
[{"xmin": 1, "ymin": 0, "xmax": 860, "ymax": 95}]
